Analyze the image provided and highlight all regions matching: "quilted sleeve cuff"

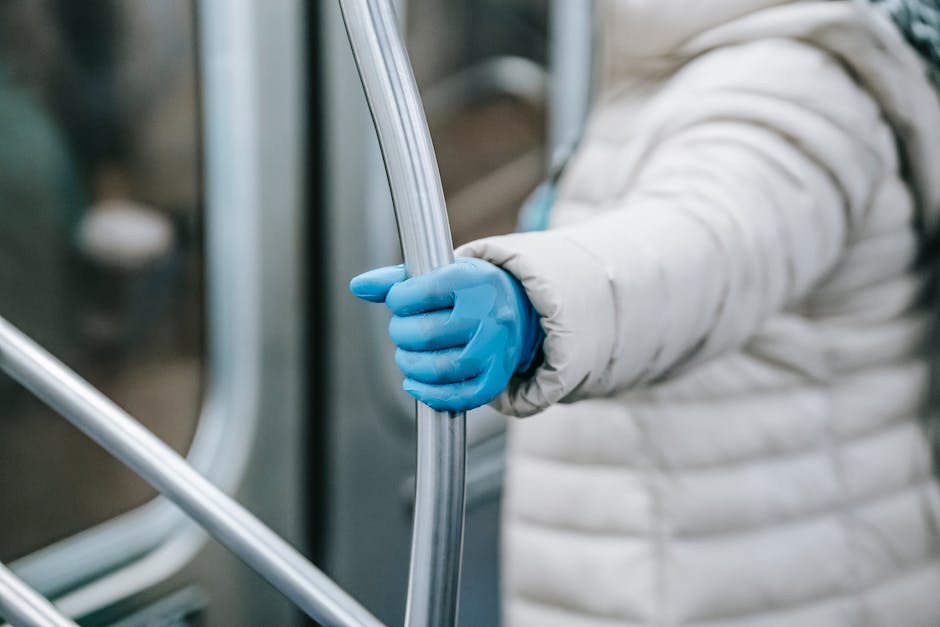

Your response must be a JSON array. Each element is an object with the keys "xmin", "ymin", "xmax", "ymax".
[{"xmin": 457, "ymin": 231, "xmax": 618, "ymax": 417}]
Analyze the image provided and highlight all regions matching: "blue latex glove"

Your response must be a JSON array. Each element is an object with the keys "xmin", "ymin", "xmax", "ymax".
[{"xmin": 350, "ymin": 257, "xmax": 544, "ymax": 412}]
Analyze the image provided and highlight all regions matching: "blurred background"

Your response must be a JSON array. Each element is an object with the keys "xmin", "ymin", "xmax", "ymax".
[{"xmin": 0, "ymin": 0, "xmax": 566, "ymax": 625}]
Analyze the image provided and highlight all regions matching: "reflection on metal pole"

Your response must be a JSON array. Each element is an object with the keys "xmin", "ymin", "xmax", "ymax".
[
  {"xmin": 0, "ymin": 561, "xmax": 76, "ymax": 627},
  {"xmin": 337, "ymin": 1, "xmax": 467, "ymax": 626},
  {"xmin": 0, "ymin": 318, "xmax": 382, "ymax": 627}
]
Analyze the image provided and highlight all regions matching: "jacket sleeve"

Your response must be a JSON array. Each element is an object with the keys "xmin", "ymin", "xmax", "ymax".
[{"xmin": 457, "ymin": 38, "xmax": 900, "ymax": 417}]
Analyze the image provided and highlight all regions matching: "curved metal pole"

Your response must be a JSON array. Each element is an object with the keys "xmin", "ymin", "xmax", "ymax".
[
  {"xmin": 0, "ymin": 562, "xmax": 76, "ymax": 627},
  {"xmin": 337, "ymin": 1, "xmax": 467, "ymax": 626},
  {"xmin": 0, "ymin": 318, "xmax": 381, "ymax": 627}
]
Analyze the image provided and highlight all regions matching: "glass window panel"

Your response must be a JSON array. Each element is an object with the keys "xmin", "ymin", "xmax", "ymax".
[
  {"xmin": 408, "ymin": 0, "xmax": 549, "ymax": 245},
  {"xmin": 0, "ymin": 0, "xmax": 204, "ymax": 562}
]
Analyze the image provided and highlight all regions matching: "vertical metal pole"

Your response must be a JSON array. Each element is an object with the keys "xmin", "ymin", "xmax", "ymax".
[
  {"xmin": 337, "ymin": 1, "xmax": 467, "ymax": 626},
  {"xmin": 0, "ymin": 561, "xmax": 77, "ymax": 627},
  {"xmin": 549, "ymin": 0, "xmax": 595, "ymax": 170}
]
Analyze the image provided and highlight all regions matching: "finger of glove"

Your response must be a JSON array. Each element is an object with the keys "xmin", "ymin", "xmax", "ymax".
[
  {"xmin": 388, "ymin": 310, "xmax": 477, "ymax": 351},
  {"xmin": 349, "ymin": 265, "xmax": 407, "ymax": 303},
  {"xmin": 385, "ymin": 264, "xmax": 473, "ymax": 316},
  {"xmin": 395, "ymin": 346, "xmax": 486, "ymax": 385},
  {"xmin": 402, "ymin": 376, "xmax": 496, "ymax": 413}
]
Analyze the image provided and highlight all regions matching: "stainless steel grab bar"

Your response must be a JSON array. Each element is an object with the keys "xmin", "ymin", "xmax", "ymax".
[
  {"xmin": 549, "ymin": 0, "xmax": 595, "ymax": 170},
  {"xmin": 0, "ymin": 562, "xmax": 75, "ymax": 627},
  {"xmin": 337, "ymin": 1, "xmax": 467, "ymax": 626},
  {"xmin": 0, "ymin": 317, "xmax": 381, "ymax": 627},
  {"xmin": 1, "ymin": 1, "xmax": 465, "ymax": 625}
]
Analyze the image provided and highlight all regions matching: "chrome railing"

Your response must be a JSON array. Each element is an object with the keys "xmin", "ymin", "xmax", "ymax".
[
  {"xmin": 0, "ymin": 317, "xmax": 381, "ymax": 627},
  {"xmin": 549, "ymin": 0, "xmax": 595, "ymax": 169},
  {"xmin": 0, "ymin": 1, "xmax": 460, "ymax": 625},
  {"xmin": 337, "ymin": 1, "xmax": 466, "ymax": 626},
  {"xmin": 0, "ymin": 1, "xmax": 597, "ymax": 625},
  {"xmin": 0, "ymin": 563, "xmax": 75, "ymax": 627}
]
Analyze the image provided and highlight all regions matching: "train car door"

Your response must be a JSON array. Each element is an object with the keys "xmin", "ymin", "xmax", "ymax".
[{"xmin": 0, "ymin": 1, "xmax": 307, "ymax": 624}]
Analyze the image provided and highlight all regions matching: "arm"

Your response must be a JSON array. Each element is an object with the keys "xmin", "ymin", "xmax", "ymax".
[{"xmin": 459, "ymin": 38, "xmax": 897, "ymax": 416}]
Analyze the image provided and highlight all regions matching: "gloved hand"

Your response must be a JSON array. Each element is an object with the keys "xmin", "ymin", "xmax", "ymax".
[{"xmin": 350, "ymin": 257, "xmax": 544, "ymax": 413}]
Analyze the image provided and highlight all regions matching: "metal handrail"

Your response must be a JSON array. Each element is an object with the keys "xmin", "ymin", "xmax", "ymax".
[
  {"xmin": 0, "ymin": 562, "xmax": 75, "ymax": 627},
  {"xmin": 549, "ymin": 0, "xmax": 595, "ymax": 170},
  {"xmin": 337, "ymin": 1, "xmax": 466, "ymax": 626},
  {"xmin": 0, "ymin": 317, "xmax": 381, "ymax": 627},
  {"xmin": 0, "ymin": 1, "xmax": 483, "ymax": 625}
]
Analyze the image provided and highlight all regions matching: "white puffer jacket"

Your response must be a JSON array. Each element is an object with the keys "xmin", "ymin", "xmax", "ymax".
[{"xmin": 458, "ymin": 2, "xmax": 940, "ymax": 625}]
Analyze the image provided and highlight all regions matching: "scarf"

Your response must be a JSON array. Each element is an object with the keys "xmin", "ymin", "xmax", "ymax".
[{"xmin": 864, "ymin": 0, "xmax": 940, "ymax": 87}]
